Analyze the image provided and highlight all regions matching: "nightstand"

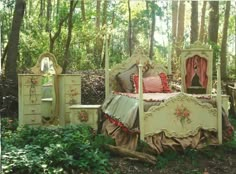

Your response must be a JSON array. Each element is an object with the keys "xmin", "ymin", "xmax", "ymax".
[{"xmin": 69, "ymin": 104, "xmax": 101, "ymax": 130}]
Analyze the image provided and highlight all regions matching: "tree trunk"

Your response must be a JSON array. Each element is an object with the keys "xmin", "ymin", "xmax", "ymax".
[
  {"xmin": 81, "ymin": 0, "xmax": 86, "ymax": 21},
  {"xmin": 46, "ymin": 0, "xmax": 52, "ymax": 32},
  {"xmin": 172, "ymin": 0, "xmax": 178, "ymax": 47},
  {"xmin": 62, "ymin": 0, "xmax": 78, "ymax": 73},
  {"xmin": 145, "ymin": 1, "xmax": 150, "ymax": 42},
  {"xmin": 149, "ymin": 2, "xmax": 156, "ymax": 60},
  {"xmin": 199, "ymin": 1, "xmax": 207, "ymax": 42},
  {"xmin": 220, "ymin": 1, "xmax": 231, "ymax": 80},
  {"xmin": 208, "ymin": 1, "xmax": 219, "ymax": 74},
  {"xmin": 80, "ymin": 0, "xmax": 90, "ymax": 54},
  {"xmin": 176, "ymin": 1, "xmax": 185, "ymax": 57},
  {"xmin": 5, "ymin": 0, "xmax": 26, "ymax": 83},
  {"xmin": 104, "ymin": 144, "xmax": 157, "ymax": 165},
  {"xmin": 49, "ymin": 2, "xmax": 77, "ymax": 53},
  {"xmin": 94, "ymin": 0, "xmax": 101, "ymax": 65},
  {"xmin": 100, "ymin": 0, "xmax": 108, "ymax": 66},
  {"xmin": 128, "ymin": 0, "xmax": 132, "ymax": 56},
  {"xmin": 171, "ymin": 0, "xmax": 178, "ymax": 72},
  {"xmin": 190, "ymin": 1, "xmax": 198, "ymax": 44},
  {"xmin": 39, "ymin": 0, "xmax": 46, "ymax": 28}
]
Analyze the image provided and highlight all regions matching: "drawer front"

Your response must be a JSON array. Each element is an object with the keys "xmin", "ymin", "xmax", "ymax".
[
  {"xmin": 23, "ymin": 85, "xmax": 41, "ymax": 95},
  {"xmin": 65, "ymin": 112, "xmax": 71, "ymax": 125},
  {"xmin": 23, "ymin": 115, "xmax": 42, "ymax": 125},
  {"xmin": 24, "ymin": 104, "xmax": 41, "ymax": 114},
  {"xmin": 20, "ymin": 76, "xmax": 42, "ymax": 86},
  {"xmin": 24, "ymin": 95, "xmax": 41, "ymax": 104},
  {"xmin": 65, "ymin": 85, "xmax": 81, "ymax": 95},
  {"xmin": 65, "ymin": 94, "xmax": 81, "ymax": 105},
  {"xmin": 64, "ymin": 76, "xmax": 81, "ymax": 85}
]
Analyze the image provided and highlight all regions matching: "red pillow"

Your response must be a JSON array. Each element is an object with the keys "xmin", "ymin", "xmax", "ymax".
[
  {"xmin": 132, "ymin": 75, "xmax": 142, "ymax": 93},
  {"xmin": 159, "ymin": 73, "xmax": 171, "ymax": 93},
  {"xmin": 132, "ymin": 74, "xmax": 166, "ymax": 93}
]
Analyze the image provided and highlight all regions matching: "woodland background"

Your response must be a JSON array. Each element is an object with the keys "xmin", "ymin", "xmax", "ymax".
[
  {"xmin": 0, "ymin": 0, "xmax": 235, "ymax": 83},
  {"xmin": 1, "ymin": 1, "xmax": 236, "ymax": 173}
]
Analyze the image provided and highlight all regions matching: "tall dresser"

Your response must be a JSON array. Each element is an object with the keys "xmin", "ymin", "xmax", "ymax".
[
  {"xmin": 58, "ymin": 74, "xmax": 81, "ymax": 126},
  {"xmin": 18, "ymin": 52, "xmax": 81, "ymax": 127},
  {"xmin": 18, "ymin": 74, "xmax": 42, "ymax": 126}
]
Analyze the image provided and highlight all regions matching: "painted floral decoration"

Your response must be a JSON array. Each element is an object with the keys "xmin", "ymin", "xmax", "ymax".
[
  {"xmin": 175, "ymin": 104, "xmax": 191, "ymax": 126},
  {"xmin": 78, "ymin": 110, "xmax": 88, "ymax": 122},
  {"xmin": 30, "ymin": 77, "xmax": 38, "ymax": 85}
]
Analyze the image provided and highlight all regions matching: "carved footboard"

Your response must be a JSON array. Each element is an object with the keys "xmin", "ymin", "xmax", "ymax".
[{"xmin": 143, "ymin": 93, "xmax": 218, "ymax": 139}]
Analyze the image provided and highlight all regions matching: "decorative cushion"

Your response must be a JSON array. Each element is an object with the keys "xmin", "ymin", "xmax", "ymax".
[
  {"xmin": 159, "ymin": 73, "xmax": 171, "ymax": 93},
  {"xmin": 116, "ymin": 64, "xmax": 138, "ymax": 93},
  {"xmin": 132, "ymin": 73, "xmax": 172, "ymax": 93},
  {"xmin": 132, "ymin": 75, "xmax": 142, "ymax": 93},
  {"xmin": 143, "ymin": 76, "xmax": 163, "ymax": 93}
]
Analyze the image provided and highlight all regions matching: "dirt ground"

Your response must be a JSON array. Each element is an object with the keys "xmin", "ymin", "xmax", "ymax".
[{"xmin": 108, "ymin": 146, "xmax": 236, "ymax": 174}]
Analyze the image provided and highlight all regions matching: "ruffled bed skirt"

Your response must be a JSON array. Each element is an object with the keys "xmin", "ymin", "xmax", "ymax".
[{"xmin": 101, "ymin": 114, "xmax": 234, "ymax": 154}]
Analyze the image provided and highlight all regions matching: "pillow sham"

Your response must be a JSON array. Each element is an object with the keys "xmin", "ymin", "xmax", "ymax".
[
  {"xmin": 116, "ymin": 64, "xmax": 138, "ymax": 93},
  {"xmin": 132, "ymin": 73, "xmax": 171, "ymax": 93}
]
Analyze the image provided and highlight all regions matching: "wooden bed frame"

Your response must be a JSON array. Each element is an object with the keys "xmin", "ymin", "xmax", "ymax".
[{"xmin": 104, "ymin": 48, "xmax": 223, "ymax": 145}]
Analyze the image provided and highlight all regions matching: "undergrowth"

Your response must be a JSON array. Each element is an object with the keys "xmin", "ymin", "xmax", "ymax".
[{"xmin": 1, "ymin": 122, "xmax": 114, "ymax": 174}]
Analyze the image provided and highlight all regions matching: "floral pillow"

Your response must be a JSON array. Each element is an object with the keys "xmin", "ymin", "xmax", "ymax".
[
  {"xmin": 116, "ymin": 64, "xmax": 138, "ymax": 93},
  {"xmin": 132, "ymin": 73, "xmax": 171, "ymax": 93}
]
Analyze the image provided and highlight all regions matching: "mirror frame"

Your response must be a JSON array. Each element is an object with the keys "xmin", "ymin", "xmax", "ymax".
[{"xmin": 31, "ymin": 52, "xmax": 62, "ymax": 75}]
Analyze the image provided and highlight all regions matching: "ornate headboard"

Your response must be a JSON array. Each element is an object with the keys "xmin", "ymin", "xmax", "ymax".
[
  {"xmin": 109, "ymin": 48, "xmax": 167, "ymax": 92},
  {"xmin": 180, "ymin": 41, "xmax": 213, "ymax": 94}
]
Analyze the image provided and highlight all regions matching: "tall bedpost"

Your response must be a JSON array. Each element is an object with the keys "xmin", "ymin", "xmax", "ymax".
[
  {"xmin": 217, "ymin": 63, "xmax": 222, "ymax": 144},
  {"xmin": 138, "ymin": 63, "xmax": 144, "ymax": 141},
  {"xmin": 105, "ymin": 36, "xmax": 110, "ymax": 100}
]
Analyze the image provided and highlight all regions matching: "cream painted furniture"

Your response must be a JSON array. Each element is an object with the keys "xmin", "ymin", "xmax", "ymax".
[
  {"xmin": 180, "ymin": 41, "xmax": 213, "ymax": 94},
  {"xmin": 18, "ymin": 52, "xmax": 81, "ymax": 126},
  {"xmin": 212, "ymin": 94, "xmax": 229, "ymax": 114},
  {"xmin": 69, "ymin": 105, "xmax": 101, "ymax": 130},
  {"xmin": 59, "ymin": 75, "xmax": 81, "ymax": 126},
  {"xmin": 104, "ymin": 48, "xmax": 223, "ymax": 145},
  {"xmin": 18, "ymin": 74, "xmax": 42, "ymax": 126}
]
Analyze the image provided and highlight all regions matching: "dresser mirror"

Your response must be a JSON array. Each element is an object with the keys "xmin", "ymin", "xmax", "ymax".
[{"xmin": 31, "ymin": 52, "xmax": 62, "ymax": 122}]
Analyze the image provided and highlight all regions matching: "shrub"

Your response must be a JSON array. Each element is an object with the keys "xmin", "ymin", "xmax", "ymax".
[{"xmin": 2, "ymin": 124, "xmax": 113, "ymax": 174}]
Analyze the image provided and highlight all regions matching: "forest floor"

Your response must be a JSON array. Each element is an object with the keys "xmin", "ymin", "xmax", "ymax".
[{"xmin": 108, "ymin": 147, "xmax": 236, "ymax": 174}]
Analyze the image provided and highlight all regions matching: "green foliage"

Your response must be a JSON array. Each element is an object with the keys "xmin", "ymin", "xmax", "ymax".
[
  {"xmin": 2, "ymin": 124, "xmax": 113, "ymax": 174},
  {"xmin": 156, "ymin": 149, "xmax": 178, "ymax": 169},
  {"xmin": 1, "ymin": 117, "xmax": 18, "ymax": 132}
]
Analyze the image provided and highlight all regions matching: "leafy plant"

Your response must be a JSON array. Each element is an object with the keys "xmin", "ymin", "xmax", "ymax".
[{"xmin": 2, "ymin": 124, "xmax": 112, "ymax": 174}]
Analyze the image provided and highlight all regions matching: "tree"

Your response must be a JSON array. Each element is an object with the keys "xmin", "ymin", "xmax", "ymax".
[
  {"xmin": 128, "ymin": 0, "xmax": 132, "ymax": 56},
  {"xmin": 190, "ymin": 1, "xmax": 198, "ymax": 43},
  {"xmin": 208, "ymin": 1, "xmax": 219, "ymax": 73},
  {"xmin": 220, "ymin": 1, "xmax": 231, "ymax": 79},
  {"xmin": 149, "ymin": 1, "xmax": 156, "ymax": 60},
  {"xmin": 94, "ymin": 0, "xmax": 101, "ymax": 65},
  {"xmin": 62, "ymin": 0, "xmax": 78, "ymax": 73},
  {"xmin": 46, "ymin": 0, "xmax": 52, "ymax": 32},
  {"xmin": 199, "ymin": 1, "xmax": 207, "ymax": 42},
  {"xmin": 171, "ymin": 0, "xmax": 178, "ymax": 52},
  {"xmin": 5, "ymin": 0, "xmax": 26, "ymax": 82},
  {"xmin": 176, "ymin": 0, "xmax": 185, "ymax": 57}
]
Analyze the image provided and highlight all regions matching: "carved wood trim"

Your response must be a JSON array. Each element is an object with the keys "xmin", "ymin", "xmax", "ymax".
[
  {"xmin": 180, "ymin": 41, "xmax": 213, "ymax": 94},
  {"xmin": 31, "ymin": 52, "xmax": 62, "ymax": 75},
  {"xmin": 109, "ymin": 48, "xmax": 167, "ymax": 91}
]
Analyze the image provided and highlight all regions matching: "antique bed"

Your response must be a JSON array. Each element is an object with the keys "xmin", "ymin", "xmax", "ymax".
[{"xmin": 100, "ymin": 47, "xmax": 233, "ymax": 154}]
